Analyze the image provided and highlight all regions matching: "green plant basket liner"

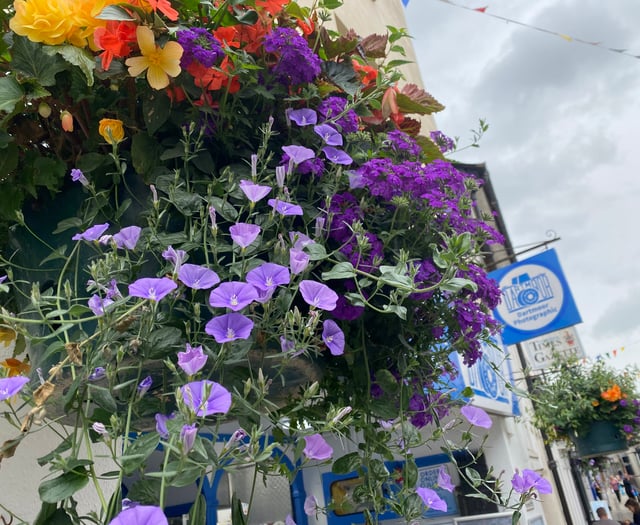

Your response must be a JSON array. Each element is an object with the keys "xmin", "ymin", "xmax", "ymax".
[{"xmin": 571, "ymin": 421, "xmax": 629, "ymax": 458}]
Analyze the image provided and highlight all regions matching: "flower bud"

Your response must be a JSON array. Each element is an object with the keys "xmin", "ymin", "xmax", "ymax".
[
  {"xmin": 60, "ymin": 110, "xmax": 74, "ymax": 132},
  {"xmin": 38, "ymin": 102, "xmax": 52, "ymax": 118}
]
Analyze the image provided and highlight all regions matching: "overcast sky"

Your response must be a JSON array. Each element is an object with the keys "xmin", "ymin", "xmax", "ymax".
[{"xmin": 404, "ymin": 0, "xmax": 640, "ymax": 369}]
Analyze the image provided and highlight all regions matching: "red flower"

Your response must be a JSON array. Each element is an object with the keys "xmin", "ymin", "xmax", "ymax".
[
  {"xmin": 147, "ymin": 0, "xmax": 179, "ymax": 21},
  {"xmin": 94, "ymin": 21, "xmax": 137, "ymax": 71}
]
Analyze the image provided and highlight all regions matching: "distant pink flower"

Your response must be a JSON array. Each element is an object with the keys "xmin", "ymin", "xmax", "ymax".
[
  {"xmin": 460, "ymin": 405, "xmax": 492, "ymax": 429},
  {"xmin": 416, "ymin": 487, "xmax": 447, "ymax": 512},
  {"xmin": 230, "ymin": 223, "xmax": 261, "ymax": 248},
  {"xmin": 303, "ymin": 433, "xmax": 333, "ymax": 461}
]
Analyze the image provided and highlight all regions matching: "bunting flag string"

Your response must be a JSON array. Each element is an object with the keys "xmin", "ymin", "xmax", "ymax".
[
  {"xmin": 411, "ymin": 0, "xmax": 640, "ymax": 60},
  {"xmin": 580, "ymin": 341, "xmax": 640, "ymax": 364}
]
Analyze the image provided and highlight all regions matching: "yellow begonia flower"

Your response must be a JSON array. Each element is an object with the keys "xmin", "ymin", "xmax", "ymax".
[
  {"xmin": 99, "ymin": 118, "xmax": 125, "ymax": 145},
  {"xmin": 1, "ymin": 358, "xmax": 31, "ymax": 377},
  {"xmin": 125, "ymin": 26, "xmax": 183, "ymax": 90}
]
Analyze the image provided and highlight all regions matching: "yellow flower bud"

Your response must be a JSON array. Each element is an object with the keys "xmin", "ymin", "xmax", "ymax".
[{"xmin": 98, "ymin": 118, "xmax": 125, "ymax": 145}]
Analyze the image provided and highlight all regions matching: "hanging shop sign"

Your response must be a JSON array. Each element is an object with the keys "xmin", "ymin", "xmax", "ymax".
[{"xmin": 521, "ymin": 326, "xmax": 584, "ymax": 371}]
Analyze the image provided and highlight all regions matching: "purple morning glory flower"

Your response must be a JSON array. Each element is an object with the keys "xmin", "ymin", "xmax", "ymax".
[
  {"xmin": 178, "ymin": 264, "xmax": 220, "ymax": 290},
  {"xmin": 137, "ymin": 376, "xmax": 152, "ymax": 397},
  {"xmin": 303, "ymin": 433, "xmax": 333, "ymax": 461},
  {"xmin": 460, "ymin": 405, "xmax": 492, "ymax": 429},
  {"xmin": 289, "ymin": 248, "xmax": 310, "ymax": 275},
  {"xmin": 209, "ymin": 281, "xmax": 258, "ymax": 311},
  {"xmin": 303, "ymin": 495, "xmax": 317, "ymax": 516},
  {"xmin": 299, "ymin": 280, "xmax": 338, "ymax": 311},
  {"xmin": 282, "ymin": 145, "xmax": 315, "ymax": 165},
  {"xmin": 108, "ymin": 504, "xmax": 168, "ymax": 525},
  {"xmin": 113, "ymin": 226, "xmax": 141, "ymax": 250},
  {"xmin": 322, "ymin": 319, "xmax": 345, "ymax": 356},
  {"xmin": 511, "ymin": 469, "xmax": 552, "ymax": 495},
  {"xmin": 416, "ymin": 487, "xmax": 447, "ymax": 512},
  {"xmin": 72, "ymin": 223, "xmax": 110, "ymax": 242},
  {"xmin": 289, "ymin": 231, "xmax": 315, "ymax": 249},
  {"xmin": 268, "ymin": 199, "xmax": 303, "ymax": 216},
  {"xmin": 322, "ymin": 146, "xmax": 352, "ymax": 165},
  {"xmin": 239, "ymin": 180, "xmax": 271, "ymax": 203},
  {"xmin": 314, "ymin": 123, "xmax": 343, "ymax": 146},
  {"xmin": 230, "ymin": 223, "xmax": 261, "ymax": 248},
  {"xmin": 205, "ymin": 313, "xmax": 254, "ymax": 343},
  {"xmin": 246, "ymin": 263, "xmax": 290, "ymax": 291},
  {"xmin": 178, "ymin": 344, "xmax": 208, "ymax": 376},
  {"xmin": 438, "ymin": 466, "xmax": 455, "ymax": 492},
  {"xmin": 70, "ymin": 168, "xmax": 89, "ymax": 186},
  {"xmin": 89, "ymin": 367, "xmax": 106, "ymax": 381},
  {"xmin": 155, "ymin": 412, "xmax": 175, "ymax": 439},
  {"xmin": 88, "ymin": 294, "xmax": 114, "ymax": 316},
  {"xmin": 181, "ymin": 423, "xmax": 198, "ymax": 454},
  {"xmin": 162, "ymin": 246, "xmax": 187, "ymax": 272},
  {"xmin": 180, "ymin": 379, "xmax": 232, "ymax": 417},
  {"xmin": 128, "ymin": 277, "xmax": 177, "ymax": 302},
  {"xmin": 289, "ymin": 108, "xmax": 317, "ymax": 126},
  {"xmin": 0, "ymin": 376, "xmax": 29, "ymax": 401}
]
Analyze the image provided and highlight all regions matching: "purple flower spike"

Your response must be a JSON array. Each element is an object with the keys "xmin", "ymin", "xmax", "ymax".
[
  {"xmin": 113, "ymin": 226, "xmax": 142, "ymax": 250},
  {"xmin": 70, "ymin": 168, "xmax": 89, "ymax": 187},
  {"xmin": 72, "ymin": 223, "xmax": 110, "ymax": 242},
  {"xmin": 128, "ymin": 277, "xmax": 177, "ymax": 302},
  {"xmin": 0, "ymin": 376, "xmax": 29, "ymax": 401},
  {"xmin": 438, "ymin": 466, "xmax": 455, "ymax": 492},
  {"xmin": 322, "ymin": 146, "xmax": 352, "ymax": 165},
  {"xmin": 289, "ymin": 108, "xmax": 317, "ymax": 126},
  {"xmin": 178, "ymin": 344, "xmax": 208, "ymax": 375},
  {"xmin": 181, "ymin": 423, "xmax": 198, "ymax": 453},
  {"xmin": 282, "ymin": 145, "xmax": 315, "ymax": 165},
  {"xmin": 268, "ymin": 199, "xmax": 303, "ymax": 216},
  {"xmin": 109, "ymin": 505, "xmax": 168, "ymax": 525},
  {"xmin": 416, "ymin": 487, "xmax": 447, "ymax": 512},
  {"xmin": 239, "ymin": 180, "xmax": 272, "ymax": 203},
  {"xmin": 180, "ymin": 379, "xmax": 232, "ymax": 417},
  {"xmin": 303, "ymin": 433, "xmax": 333, "ymax": 461},
  {"xmin": 460, "ymin": 405, "xmax": 492, "ymax": 429},
  {"xmin": 246, "ymin": 263, "xmax": 290, "ymax": 291},
  {"xmin": 289, "ymin": 248, "xmax": 310, "ymax": 275},
  {"xmin": 209, "ymin": 281, "xmax": 258, "ymax": 311},
  {"xmin": 322, "ymin": 319, "xmax": 345, "ymax": 356},
  {"xmin": 88, "ymin": 294, "xmax": 114, "ymax": 316},
  {"xmin": 511, "ymin": 469, "xmax": 553, "ymax": 495},
  {"xmin": 314, "ymin": 124, "xmax": 343, "ymax": 146},
  {"xmin": 205, "ymin": 313, "xmax": 254, "ymax": 343},
  {"xmin": 155, "ymin": 412, "xmax": 175, "ymax": 439},
  {"xmin": 299, "ymin": 280, "xmax": 338, "ymax": 311},
  {"xmin": 178, "ymin": 264, "xmax": 221, "ymax": 290},
  {"xmin": 230, "ymin": 223, "xmax": 261, "ymax": 248}
]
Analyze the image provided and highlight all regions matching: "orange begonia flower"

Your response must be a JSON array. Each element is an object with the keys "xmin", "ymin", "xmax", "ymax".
[
  {"xmin": 94, "ymin": 21, "xmax": 138, "ymax": 71},
  {"xmin": 126, "ymin": 26, "xmax": 183, "ymax": 90},
  {"xmin": 601, "ymin": 384, "xmax": 623, "ymax": 402},
  {"xmin": 60, "ymin": 110, "xmax": 74, "ymax": 132},
  {"xmin": 1, "ymin": 358, "xmax": 31, "ymax": 377},
  {"xmin": 255, "ymin": 0, "xmax": 289, "ymax": 16},
  {"xmin": 147, "ymin": 0, "xmax": 179, "ymax": 21},
  {"xmin": 353, "ymin": 60, "xmax": 378, "ymax": 87},
  {"xmin": 99, "ymin": 118, "xmax": 125, "ymax": 145}
]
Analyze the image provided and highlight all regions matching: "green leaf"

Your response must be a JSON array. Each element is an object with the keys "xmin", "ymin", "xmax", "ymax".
[
  {"xmin": 331, "ymin": 452, "xmax": 361, "ymax": 474},
  {"xmin": 404, "ymin": 460, "xmax": 418, "ymax": 488},
  {"xmin": 45, "ymin": 45, "xmax": 95, "ymax": 86},
  {"xmin": 53, "ymin": 217, "xmax": 83, "ymax": 234},
  {"xmin": 379, "ymin": 270, "xmax": 413, "ymax": 289},
  {"xmin": 381, "ymin": 304, "xmax": 407, "ymax": 319},
  {"xmin": 304, "ymin": 243, "xmax": 327, "ymax": 261},
  {"xmin": 95, "ymin": 4, "xmax": 136, "ymax": 20},
  {"xmin": 12, "ymin": 36, "xmax": 66, "ymax": 86},
  {"xmin": 76, "ymin": 152, "xmax": 108, "ymax": 173},
  {"xmin": 40, "ymin": 244, "xmax": 69, "ymax": 265},
  {"xmin": 147, "ymin": 326, "xmax": 182, "ymax": 358},
  {"xmin": 143, "ymin": 91, "xmax": 171, "ymax": 135},
  {"xmin": 38, "ymin": 469, "xmax": 89, "ymax": 503},
  {"xmin": 396, "ymin": 91, "xmax": 445, "ymax": 116},
  {"xmin": 439, "ymin": 277, "xmax": 477, "ymax": 293},
  {"xmin": 88, "ymin": 385, "xmax": 118, "ymax": 413},
  {"xmin": 465, "ymin": 467, "xmax": 483, "ymax": 487},
  {"xmin": 322, "ymin": 61, "xmax": 360, "ymax": 96},
  {"xmin": 34, "ymin": 502, "xmax": 75, "ymax": 525},
  {"xmin": 131, "ymin": 132, "xmax": 161, "ymax": 178},
  {"xmin": 0, "ymin": 76, "xmax": 24, "ymax": 113},
  {"xmin": 121, "ymin": 433, "xmax": 160, "ymax": 475},
  {"xmin": 322, "ymin": 262, "xmax": 356, "ymax": 280},
  {"xmin": 208, "ymin": 196, "xmax": 239, "ymax": 221}
]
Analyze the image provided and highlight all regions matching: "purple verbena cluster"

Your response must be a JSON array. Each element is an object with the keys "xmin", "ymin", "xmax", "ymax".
[
  {"xmin": 317, "ymin": 96, "xmax": 359, "ymax": 133},
  {"xmin": 177, "ymin": 27, "xmax": 224, "ymax": 68},
  {"xmin": 263, "ymin": 27, "xmax": 321, "ymax": 85}
]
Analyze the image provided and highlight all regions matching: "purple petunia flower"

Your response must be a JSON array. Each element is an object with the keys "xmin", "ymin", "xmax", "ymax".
[
  {"xmin": 460, "ymin": 405, "xmax": 492, "ymax": 429},
  {"xmin": 239, "ymin": 180, "xmax": 272, "ymax": 203},
  {"xmin": 438, "ymin": 465, "xmax": 455, "ymax": 492},
  {"xmin": 180, "ymin": 379, "xmax": 232, "ymax": 417},
  {"xmin": 178, "ymin": 344, "xmax": 208, "ymax": 376},
  {"xmin": 205, "ymin": 313, "xmax": 254, "ymax": 343},
  {"xmin": 181, "ymin": 423, "xmax": 198, "ymax": 454},
  {"xmin": 416, "ymin": 487, "xmax": 447, "ymax": 512},
  {"xmin": 155, "ymin": 412, "xmax": 175, "ymax": 439},
  {"xmin": 113, "ymin": 226, "xmax": 142, "ymax": 250},
  {"xmin": 282, "ymin": 145, "xmax": 315, "ymax": 165},
  {"xmin": 72, "ymin": 223, "xmax": 110, "ymax": 242},
  {"xmin": 303, "ymin": 433, "xmax": 333, "ymax": 461},
  {"xmin": 162, "ymin": 246, "xmax": 187, "ymax": 273},
  {"xmin": 289, "ymin": 108, "xmax": 317, "ymax": 126},
  {"xmin": 0, "ymin": 376, "xmax": 29, "ymax": 401},
  {"xmin": 314, "ymin": 124, "xmax": 343, "ymax": 146},
  {"xmin": 137, "ymin": 376, "xmax": 152, "ymax": 397},
  {"xmin": 511, "ymin": 469, "xmax": 552, "ymax": 495},
  {"xmin": 246, "ymin": 263, "xmax": 290, "ymax": 291},
  {"xmin": 70, "ymin": 168, "xmax": 89, "ymax": 187},
  {"xmin": 178, "ymin": 264, "xmax": 220, "ymax": 290},
  {"xmin": 299, "ymin": 280, "xmax": 338, "ymax": 311},
  {"xmin": 128, "ymin": 277, "xmax": 177, "ymax": 302},
  {"xmin": 108, "ymin": 505, "xmax": 168, "ymax": 525},
  {"xmin": 322, "ymin": 319, "xmax": 345, "ymax": 356},
  {"xmin": 230, "ymin": 223, "xmax": 261, "ymax": 248},
  {"xmin": 88, "ymin": 294, "xmax": 114, "ymax": 316},
  {"xmin": 268, "ymin": 199, "xmax": 303, "ymax": 216},
  {"xmin": 322, "ymin": 146, "xmax": 352, "ymax": 165},
  {"xmin": 209, "ymin": 281, "xmax": 258, "ymax": 311},
  {"xmin": 289, "ymin": 248, "xmax": 310, "ymax": 275}
]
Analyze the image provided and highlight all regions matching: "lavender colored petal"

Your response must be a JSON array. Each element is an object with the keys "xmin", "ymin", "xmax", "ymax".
[
  {"xmin": 178, "ymin": 264, "xmax": 221, "ymax": 290},
  {"xmin": 416, "ymin": 487, "xmax": 447, "ymax": 512},
  {"xmin": 181, "ymin": 423, "xmax": 198, "ymax": 453},
  {"xmin": 285, "ymin": 516, "xmax": 296, "ymax": 525},
  {"xmin": 230, "ymin": 223, "xmax": 261, "ymax": 248},
  {"xmin": 299, "ymin": 280, "xmax": 338, "ymax": 311},
  {"xmin": 162, "ymin": 246, "xmax": 187, "ymax": 271},
  {"xmin": 178, "ymin": 344, "xmax": 208, "ymax": 375},
  {"xmin": 303, "ymin": 495, "xmax": 317, "ymax": 516},
  {"xmin": 438, "ymin": 465, "xmax": 455, "ymax": 492},
  {"xmin": 239, "ymin": 180, "xmax": 272, "ymax": 203},
  {"xmin": 0, "ymin": 376, "xmax": 29, "ymax": 401},
  {"xmin": 128, "ymin": 277, "xmax": 177, "ymax": 302},
  {"xmin": 113, "ymin": 226, "xmax": 142, "ymax": 250},
  {"xmin": 314, "ymin": 123, "xmax": 343, "ymax": 146},
  {"xmin": 155, "ymin": 413, "xmax": 174, "ymax": 439},
  {"xmin": 303, "ymin": 433, "xmax": 333, "ymax": 461},
  {"xmin": 205, "ymin": 313, "xmax": 254, "ymax": 343},
  {"xmin": 209, "ymin": 281, "xmax": 258, "ymax": 311},
  {"xmin": 180, "ymin": 379, "xmax": 232, "ymax": 416},
  {"xmin": 460, "ymin": 405, "xmax": 492, "ymax": 429},
  {"xmin": 289, "ymin": 108, "xmax": 317, "ymax": 126},
  {"xmin": 322, "ymin": 146, "xmax": 352, "ymax": 165},
  {"xmin": 246, "ymin": 263, "xmax": 290, "ymax": 291},
  {"xmin": 254, "ymin": 286, "xmax": 275, "ymax": 304},
  {"xmin": 282, "ymin": 145, "xmax": 315, "ymax": 165},
  {"xmin": 88, "ymin": 294, "xmax": 114, "ymax": 316},
  {"xmin": 268, "ymin": 199, "xmax": 303, "ymax": 216},
  {"xmin": 108, "ymin": 505, "xmax": 168, "ymax": 525},
  {"xmin": 289, "ymin": 231, "xmax": 315, "ymax": 249},
  {"xmin": 289, "ymin": 248, "xmax": 310, "ymax": 275},
  {"xmin": 72, "ymin": 223, "xmax": 110, "ymax": 241},
  {"xmin": 322, "ymin": 319, "xmax": 345, "ymax": 356}
]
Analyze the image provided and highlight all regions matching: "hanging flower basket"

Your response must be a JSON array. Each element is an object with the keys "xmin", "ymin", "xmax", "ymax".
[{"xmin": 570, "ymin": 421, "xmax": 629, "ymax": 458}]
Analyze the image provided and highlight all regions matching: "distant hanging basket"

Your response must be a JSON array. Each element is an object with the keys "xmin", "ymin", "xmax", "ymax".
[{"xmin": 570, "ymin": 421, "xmax": 629, "ymax": 458}]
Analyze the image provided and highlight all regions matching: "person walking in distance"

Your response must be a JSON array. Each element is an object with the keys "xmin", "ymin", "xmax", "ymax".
[{"xmin": 611, "ymin": 474, "xmax": 622, "ymax": 503}]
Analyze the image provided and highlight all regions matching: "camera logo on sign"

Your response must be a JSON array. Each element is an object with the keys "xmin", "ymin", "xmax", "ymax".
[{"xmin": 496, "ymin": 263, "xmax": 564, "ymax": 332}]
